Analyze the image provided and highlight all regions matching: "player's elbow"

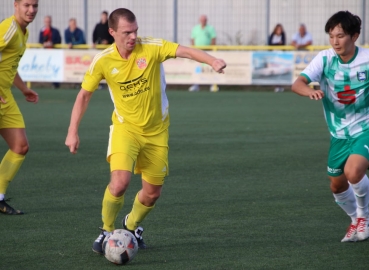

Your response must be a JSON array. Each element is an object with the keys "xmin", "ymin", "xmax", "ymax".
[
  {"xmin": 291, "ymin": 77, "xmax": 307, "ymax": 94},
  {"xmin": 291, "ymin": 82, "xmax": 299, "ymax": 94},
  {"xmin": 78, "ymin": 89, "xmax": 93, "ymax": 101}
]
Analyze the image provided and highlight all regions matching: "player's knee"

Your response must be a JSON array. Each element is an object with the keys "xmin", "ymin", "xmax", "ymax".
[
  {"xmin": 109, "ymin": 171, "xmax": 131, "ymax": 196},
  {"xmin": 109, "ymin": 181, "xmax": 129, "ymax": 197},
  {"xmin": 329, "ymin": 177, "xmax": 349, "ymax": 193},
  {"xmin": 330, "ymin": 183, "xmax": 347, "ymax": 194},
  {"xmin": 141, "ymin": 190, "xmax": 161, "ymax": 206},
  {"xmin": 345, "ymin": 166, "xmax": 366, "ymax": 183},
  {"xmin": 11, "ymin": 143, "xmax": 29, "ymax": 155},
  {"xmin": 148, "ymin": 192, "xmax": 161, "ymax": 201}
]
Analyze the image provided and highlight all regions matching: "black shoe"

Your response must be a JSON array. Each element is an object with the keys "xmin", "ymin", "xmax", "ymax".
[
  {"xmin": 92, "ymin": 228, "xmax": 108, "ymax": 254},
  {"xmin": 0, "ymin": 199, "xmax": 24, "ymax": 215},
  {"xmin": 122, "ymin": 215, "xmax": 147, "ymax": 249}
]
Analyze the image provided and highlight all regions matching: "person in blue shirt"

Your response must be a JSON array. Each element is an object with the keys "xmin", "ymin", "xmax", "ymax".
[{"xmin": 64, "ymin": 18, "xmax": 85, "ymax": 49}]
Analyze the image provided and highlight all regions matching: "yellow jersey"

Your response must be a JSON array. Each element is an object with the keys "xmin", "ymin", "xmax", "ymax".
[
  {"xmin": 82, "ymin": 37, "xmax": 179, "ymax": 135},
  {"xmin": 0, "ymin": 15, "xmax": 29, "ymax": 102}
]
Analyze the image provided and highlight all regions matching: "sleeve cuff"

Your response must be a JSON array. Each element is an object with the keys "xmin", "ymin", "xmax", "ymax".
[{"xmin": 300, "ymin": 73, "xmax": 311, "ymax": 84}]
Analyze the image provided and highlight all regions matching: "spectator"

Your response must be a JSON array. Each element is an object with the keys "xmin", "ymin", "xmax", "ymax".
[
  {"xmin": 189, "ymin": 14, "xmax": 218, "ymax": 92},
  {"xmin": 65, "ymin": 18, "xmax": 86, "ymax": 49},
  {"xmin": 291, "ymin": 23, "xmax": 313, "ymax": 50},
  {"xmin": 92, "ymin": 11, "xmax": 114, "ymax": 48},
  {"xmin": 39, "ymin": 15, "xmax": 61, "ymax": 89},
  {"xmin": 92, "ymin": 11, "xmax": 113, "ymax": 90},
  {"xmin": 268, "ymin": 23, "xmax": 286, "ymax": 45},
  {"xmin": 268, "ymin": 24, "xmax": 286, "ymax": 93}
]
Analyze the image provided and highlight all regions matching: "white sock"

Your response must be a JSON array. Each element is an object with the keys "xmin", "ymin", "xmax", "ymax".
[
  {"xmin": 351, "ymin": 175, "xmax": 369, "ymax": 218},
  {"xmin": 0, "ymin": 194, "xmax": 4, "ymax": 201},
  {"xmin": 333, "ymin": 186, "xmax": 357, "ymax": 223}
]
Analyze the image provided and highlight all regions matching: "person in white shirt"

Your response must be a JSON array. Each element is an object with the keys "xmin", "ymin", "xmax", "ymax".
[{"xmin": 291, "ymin": 24, "xmax": 313, "ymax": 50}]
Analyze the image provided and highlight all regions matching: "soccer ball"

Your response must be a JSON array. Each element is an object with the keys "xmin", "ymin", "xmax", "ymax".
[{"xmin": 102, "ymin": 229, "xmax": 138, "ymax": 265}]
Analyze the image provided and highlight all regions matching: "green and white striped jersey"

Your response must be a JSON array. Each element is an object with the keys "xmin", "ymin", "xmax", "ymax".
[{"xmin": 301, "ymin": 47, "xmax": 369, "ymax": 139}]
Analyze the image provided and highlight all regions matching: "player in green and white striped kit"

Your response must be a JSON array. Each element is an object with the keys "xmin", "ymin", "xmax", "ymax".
[{"xmin": 292, "ymin": 10, "xmax": 369, "ymax": 242}]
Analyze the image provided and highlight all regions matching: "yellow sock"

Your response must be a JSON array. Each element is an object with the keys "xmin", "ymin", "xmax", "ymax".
[
  {"xmin": 0, "ymin": 150, "xmax": 25, "ymax": 195},
  {"xmin": 126, "ymin": 192, "xmax": 155, "ymax": 230},
  {"xmin": 102, "ymin": 186, "xmax": 124, "ymax": 232}
]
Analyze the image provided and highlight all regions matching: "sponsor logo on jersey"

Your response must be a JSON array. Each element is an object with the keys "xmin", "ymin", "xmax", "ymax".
[
  {"xmin": 337, "ymin": 85, "xmax": 356, "ymax": 105},
  {"xmin": 118, "ymin": 74, "xmax": 148, "ymax": 92},
  {"xmin": 357, "ymin": 71, "xmax": 368, "ymax": 82},
  {"xmin": 136, "ymin": 57, "xmax": 147, "ymax": 69}
]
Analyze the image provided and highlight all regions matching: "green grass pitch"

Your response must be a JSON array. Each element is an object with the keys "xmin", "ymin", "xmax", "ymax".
[{"xmin": 0, "ymin": 88, "xmax": 368, "ymax": 269}]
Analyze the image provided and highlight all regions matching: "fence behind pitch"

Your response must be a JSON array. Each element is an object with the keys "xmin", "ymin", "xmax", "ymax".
[{"xmin": 1, "ymin": 0, "xmax": 368, "ymax": 46}]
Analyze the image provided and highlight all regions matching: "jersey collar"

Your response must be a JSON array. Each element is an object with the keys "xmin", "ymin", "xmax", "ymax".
[
  {"xmin": 113, "ymin": 43, "xmax": 136, "ymax": 61},
  {"xmin": 337, "ymin": 46, "xmax": 358, "ymax": 64}
]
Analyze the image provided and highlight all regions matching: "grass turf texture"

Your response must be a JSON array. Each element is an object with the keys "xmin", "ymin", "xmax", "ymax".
[{"xmin": 0, "ymin": 89, "xmax": 367, "ymax": 270}]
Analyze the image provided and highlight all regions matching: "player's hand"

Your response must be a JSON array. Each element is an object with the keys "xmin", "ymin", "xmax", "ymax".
[
  {"xmin": 0, "ymin": 96, "xmax": 6, "ymax": 104},
  {"xmin": 65, "ymin": 132, "xmax": 80, "ymax": 154},
  {"xmin": 22, "ymin": 88, "xmax": 39, "ymax": 103},
  {"xmin": 309, "ymin": 90, "xmax": 324, "ymax": 100},
  {"xmin": 211, "ymin": 59, "xmax": 227, "ymax": 74}
]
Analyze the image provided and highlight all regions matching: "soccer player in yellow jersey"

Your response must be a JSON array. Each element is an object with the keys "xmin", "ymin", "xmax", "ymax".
[
  {"xmin": 65, "ymin": 8, "xmax": 226, "ymax": 253},
  {"xmin": 0, "ymin": 0, "xmax": 39, "ymax": 215}
]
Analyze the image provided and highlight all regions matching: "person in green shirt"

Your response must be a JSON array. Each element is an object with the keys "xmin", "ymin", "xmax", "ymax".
[{"xmin": 189, "ymin": 15, "xmax": 218, "ymax": 92}]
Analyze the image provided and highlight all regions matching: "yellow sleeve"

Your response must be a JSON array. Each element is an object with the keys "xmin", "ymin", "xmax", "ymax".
[
  {"xmin": 0, "ymin": 18, "xmax": 14, "ymax": 52},
  {"xmin": 81, "ymin": 55, "xmax": 104, "ymax": 92},
  {"xmin": 157, "ymin": 39, "xmax": 179, "ymax": 62}
]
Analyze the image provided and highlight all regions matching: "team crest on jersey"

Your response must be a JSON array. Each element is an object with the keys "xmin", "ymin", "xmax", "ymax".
[
  {"xmin": 136, "ymin": 57, "xmax": 147, "ymax": 69},
  {"xmin": 357, "ymin": 71, "xmax": 368, "ymax": 82}
]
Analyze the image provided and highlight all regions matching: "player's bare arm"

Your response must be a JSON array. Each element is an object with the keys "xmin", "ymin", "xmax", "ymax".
[
  {"xmin": 13, "ymin": 73, "xmax": 39, "ymax": 103},
  {"xmin": 175, "ymin": 45, "xmax": 226, "ymax": 73},
  {"xmin": 291, "ymin": 75, "xmax": 324, "ymax": 100},
  {"xmin": 66, "ymin": 88, "xmax": 93, "ymax": 154}
]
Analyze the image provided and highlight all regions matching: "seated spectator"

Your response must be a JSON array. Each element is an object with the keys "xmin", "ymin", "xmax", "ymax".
[
  {"xmin": 65, "ymin": 18, "xmax": 86, "ymax": 49},
  {"xmin": 291, "ymin": 24, "xmax": 313, "ymax": 50},
  {"xmin": 268, "ymin": 23, "xmax": 286, "ymax": 93},
  {"xmin": 92, "ymin": 11, "xmax": 114, "ymax": 48},
  {"xmin": 268, "ymin": 24, "xmax": 286, "ymax": 45},
  {"xmin": 39, "ymin": 15, "xmax": 61, "ymax": 89},
  {"xmin": 39, "ymin": 15, "xmax": 61, "ymax": 48}
]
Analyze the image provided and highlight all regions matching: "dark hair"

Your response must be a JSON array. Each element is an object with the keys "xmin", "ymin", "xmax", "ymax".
[
  {"xmin": 325, "ymin": 10, "xmax": 361, "ymax": 36},
  {"xmin": 272, "ymin": 23, "xmax": 284, "ymax": 35},
  {"xmin": 102, "ymin": 11, "xmax": 108, "ymax": 16},
  {"xmin": 108, "ymin": 8, "xmax": 136, "ymax": 31}
]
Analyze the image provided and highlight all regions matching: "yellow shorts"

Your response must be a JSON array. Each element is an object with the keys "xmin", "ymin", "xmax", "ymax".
[
  {"xmin": 0, "ymin": 100, "xmax": 25, "ymax": 129},
  {"xmin": 107, "ymin": 125, "xmax": 169, "ymax": 186}
]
